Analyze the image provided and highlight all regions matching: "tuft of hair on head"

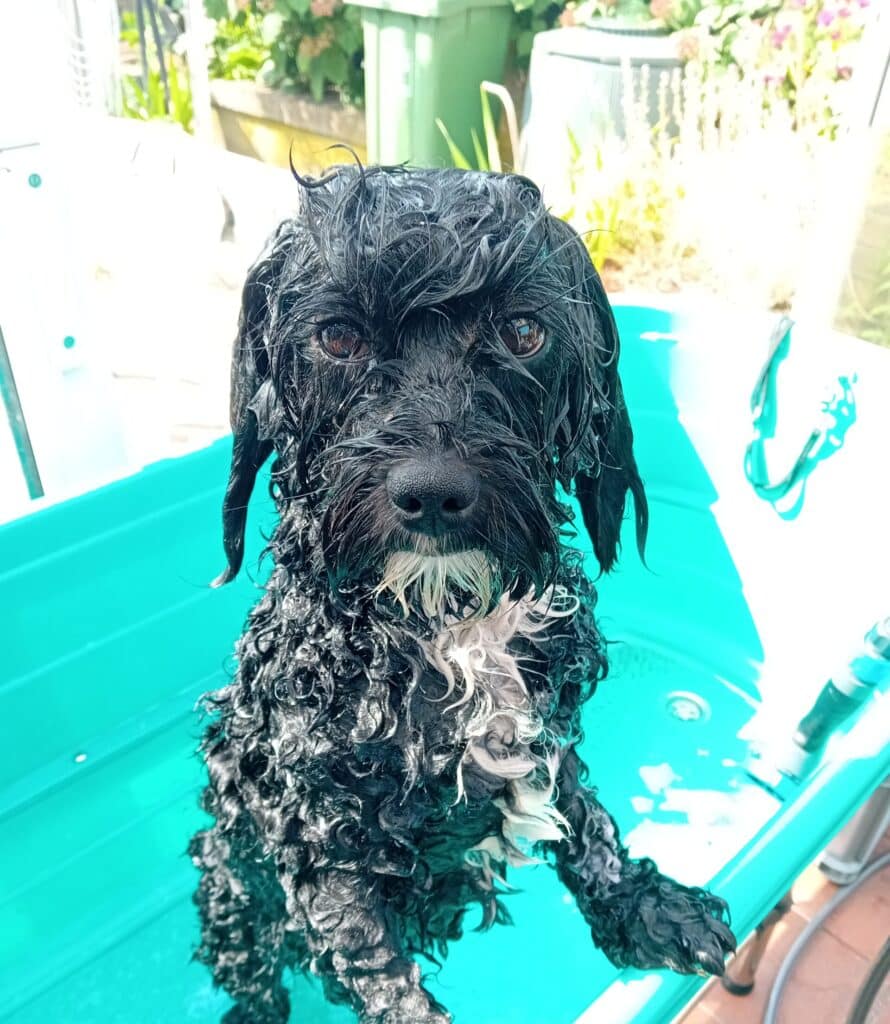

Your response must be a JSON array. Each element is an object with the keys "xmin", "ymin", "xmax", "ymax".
[
  {"xmin": 288, "ymin": 143, "xmax": 352, "ymax": 190},
  {"xmin": 288, "ymin": 144, "xmax": 402, "ymax": 193},
  {"xmin": 374, "ymin": 550, "xmax": 497, "ymax": 620}
]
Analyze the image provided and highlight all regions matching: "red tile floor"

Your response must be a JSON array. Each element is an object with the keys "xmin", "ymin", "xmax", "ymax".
[{"xmin": 680, "ymin": 829, "xmax": 890, "ymax": 1024}]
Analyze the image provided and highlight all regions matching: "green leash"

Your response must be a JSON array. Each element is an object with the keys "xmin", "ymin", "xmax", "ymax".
[{"xmin": 744, "ymin": 316, "xmax": 857, "ymax": 515}]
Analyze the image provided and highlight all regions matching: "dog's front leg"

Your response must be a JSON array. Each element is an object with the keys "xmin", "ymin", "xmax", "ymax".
[
  {"xmin": 289, "ymin": 867, "xmax": 449, "ymax": 1024},
  {"xmin": 551, "ymin": 749, "xmax": 736, "ymax": 976}
]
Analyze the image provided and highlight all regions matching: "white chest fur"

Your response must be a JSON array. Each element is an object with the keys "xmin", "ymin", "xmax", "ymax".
[{"xmin": 421, "ymin": 585, "xmax": 578, "ymax": 874}]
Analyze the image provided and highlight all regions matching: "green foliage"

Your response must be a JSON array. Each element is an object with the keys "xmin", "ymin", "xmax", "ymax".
[
  {"xmin": 121, "ymin": 54, "xmax": 194, "ymax": 132},
  {"xmin": 270, "ymin": 0, "xmax": 364, "ymax": 104},
  {"xmin": 562, "ymin": 1, "xmax": 868, "ymax": 136},
  {"xmin": 436, "ymin": 120, "xmax": 478, "ymax": 169},
  {"xmin": 511, "ymin": 0, "xmax": 567, "ymax": 63},
  {"xmin": 119, "ymin": 10, "xmax": 141, "ymax": 48},
  {"xmin": 562, "ymin": 130, "xmax": 621, "ymax": 272},
  {"xmin": 120, "ymin": 11, "xmax": 194, "ymax": 131},
  {"xmin": 566, "ymin": 1, "xmax": 650, "ymax": 25},
  {"xmin": 203, "ymin": 0, "xmax": 867, "ymax": 121},
  {"xmin": 562, "ymin": 126, "xmax": 682, "ymax": 274},
  {"xmin": 690, "ymin": 1, "xmax": 868, "ymax": 138},
  {"xmin": 567, "ymin": 1, "xmax": 780, "ymax": 33},
  {"xmin": 206, "ymin": 0, "xmax": 364, "ymax": 104},
  {"xmin": 435, "ymin": 88, "xmax": 509, "ymax": 172},
  {"xmin": 480, "ymin": 85, "xmax": 501, "ymax": 171},
  {"xmin": 207, "ymin": 7, "xmax": 271, "ymax": 81}
]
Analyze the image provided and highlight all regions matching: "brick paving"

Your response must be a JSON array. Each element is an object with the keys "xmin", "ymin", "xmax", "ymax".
[{"xmin": 681, "ymin": 829, "xmax": 890, "ymax": 1024}]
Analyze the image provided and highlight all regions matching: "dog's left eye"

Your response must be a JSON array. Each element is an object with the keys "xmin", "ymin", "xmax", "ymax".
[
  {"xmin": 317, "ymin": 325, "xmax": 370, "ymax": 362},
  {"xmin": 500, "ymin": 317, "xmax": 546, "ymax": 358}
]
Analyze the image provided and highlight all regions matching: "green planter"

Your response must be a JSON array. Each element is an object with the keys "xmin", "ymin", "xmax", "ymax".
[{"xmin": 346, "ymin": 0, "xmax": 513, "ymax": 167}]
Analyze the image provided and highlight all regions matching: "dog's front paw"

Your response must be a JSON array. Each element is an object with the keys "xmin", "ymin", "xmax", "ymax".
[{"xmin": 605, "ymin": 868, "xmax": 737, "ymax": 976}]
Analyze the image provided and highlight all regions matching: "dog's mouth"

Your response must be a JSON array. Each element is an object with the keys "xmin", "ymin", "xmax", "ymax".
[{"xmin": 374, "ymin": 548, "xmax": 499, "ymax": 619}]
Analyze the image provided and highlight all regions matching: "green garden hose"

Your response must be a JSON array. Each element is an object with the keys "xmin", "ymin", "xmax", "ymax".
[{"xmin": 744, "ymin": 316, "xmax": 857, "ymax": 514}]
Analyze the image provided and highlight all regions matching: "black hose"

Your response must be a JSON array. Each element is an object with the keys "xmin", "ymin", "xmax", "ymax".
[
  {"xmin": 848, "ymin": 936, "xmax": 890, "ymax": 1024},
  {"xmin": 763, "ymin": 851, "xmax": 890, "ymax": 1023}
]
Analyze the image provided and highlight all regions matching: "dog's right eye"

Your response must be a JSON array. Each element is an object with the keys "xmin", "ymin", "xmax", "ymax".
[
  {"xmin": 500, "ymin": 317, "xmax": 546, "ymax": 359},
  {"xmin": 317, "ymin": 325, "xmax": 370, "ymax": 362}
]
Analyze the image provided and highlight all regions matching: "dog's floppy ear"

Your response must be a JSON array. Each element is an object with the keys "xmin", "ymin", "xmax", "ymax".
[
  {"xmin": 213, "ymin": 221, "xmax": 294, "ymax": 587},
  {"xmin": 574, "ymin": 378, "xmax": 648, "ymax": 574},
  {"xmin": 550, "ymin": 218, "xmax": 648, "ymax": 573}
]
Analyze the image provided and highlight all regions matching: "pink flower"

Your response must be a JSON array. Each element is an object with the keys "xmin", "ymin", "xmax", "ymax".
[
  {"xmin": 309, "ymin": 0, "xmax": 341, "ymax": 16},
  {"xmin": 763, "ymin": 64, "xmax": 788, "ymax": 85},
  {"xmin": 817, "ymin": 8, "xmax": 836, "ymax": 25},
  {"xmin": 771, "ymin": 24, "xmax": 792, "ymax": 46},
  {"xmin": 649, "ymin": 0, "xmax": 676, "ymax": 22},
  {"xmin": 837, "ymin": 65, "xmax": 853, "ymax": 79},
  {"xmin": 674, "ymin": 28, "xmax": 700, "ymax": 61}
]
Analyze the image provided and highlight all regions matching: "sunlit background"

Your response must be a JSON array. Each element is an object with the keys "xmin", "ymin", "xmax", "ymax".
[{"xmin": 1, "ymin": 0, "xmax": 887, "ymax": 516}]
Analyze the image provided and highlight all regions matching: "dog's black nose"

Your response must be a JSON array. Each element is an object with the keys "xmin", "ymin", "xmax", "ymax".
[{"xmin": 386, "ymin": 457, "xmax": 480, "ymax": 535}]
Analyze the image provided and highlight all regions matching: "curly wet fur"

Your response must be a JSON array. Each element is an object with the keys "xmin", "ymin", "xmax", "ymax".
[{"xmin": 190, "ymin": 165, "xmax": 735, "ymax": 1024}]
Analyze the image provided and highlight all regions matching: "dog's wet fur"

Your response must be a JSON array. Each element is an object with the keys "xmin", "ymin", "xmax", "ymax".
[{"xmin": 190, "ymin": 165, "xmax": 736, "ymax": 1024}]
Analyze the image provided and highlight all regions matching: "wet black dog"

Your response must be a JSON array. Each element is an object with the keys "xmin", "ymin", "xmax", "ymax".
[{"xmin": 190, "ymin": 165, "xmax": 735, "ymax": 1024}]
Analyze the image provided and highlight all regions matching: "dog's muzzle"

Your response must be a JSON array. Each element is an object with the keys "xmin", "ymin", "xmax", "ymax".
[{"xmin": 386, "ymin": 455, "xmax": 480, "ymax": 539}]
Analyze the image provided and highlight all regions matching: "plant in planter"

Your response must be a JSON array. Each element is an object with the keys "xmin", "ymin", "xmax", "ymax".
[
  {"xmin": 560, "ymin": 54, "xmax": 844, "ymax": 308},
  {"xmin": 206, "ymin": 4, "xmax": 271, "ymax": 81},
  {"xmin": 560, "ymin": 1, "xmax": 787, "ymax": 40},
  {"xmin": 560, "ymin": 0, "xmax": 668, "ymax": 31},
  {"xmin": 521, "ymin": 0, "xmax": 688, "ymax": 174},
  {"xmin": 265, "ymin": 0, "xmax": 364, "ymax": 103},
  {"xmin": 203, "ymin": 1, "xmax": 366, "ymax": 171},
  {"xmin": 436, "ymin": 83, "xmax": 520, "ymax": 171},
  {"xmin": 206, "ymin": 0, "xmax": 364, "ymax": 103},
  {"xmin": 557, "ymin": 0, "xmax": 868, "ymax": 133},
  {"xmin": 694, "ymin": 0, "xmax": 870, "ymax": 134}
]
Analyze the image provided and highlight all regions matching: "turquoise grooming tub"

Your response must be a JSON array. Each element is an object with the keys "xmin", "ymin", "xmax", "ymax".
[{"xmin": 2, "ymin": 305, "xmax": 888, "ymax": 1024}]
